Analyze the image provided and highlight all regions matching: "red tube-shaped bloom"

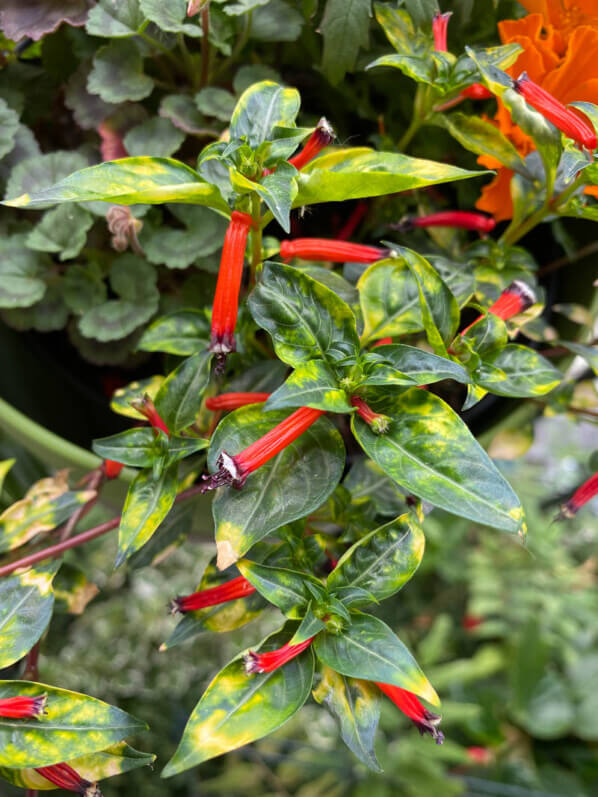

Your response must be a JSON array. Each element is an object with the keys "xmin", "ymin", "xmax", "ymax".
[
  {"xmin": 201, "ymin": 406, "xmax": 324, "ymax": 491},
  {"xmin": 461, "ymin": 280, "xmax": 536, "ymax": 335},
  {"xmin": 401, "ymin": 211, "xmax": 495, "ymax": 233},
  {"xmin": 129, "ymin": 394, "xmax": 170, "ymax": 436},
  {"xmin": 209, "ymin": 210, "xmax": 254, "ymax": 359},
  {"xmin": 0, "ymin": 694, "xmax": 47, "ymax": 719},
  {"xmin": 514, "ymin": 72, "xmax": 597, "ymax": 151},
  {"xmin": 432, "ymin": 11, "xmax": 452, "ymax": 52},
  {"xmin": 102, "ymin": 459, "xmax": 124, "ymax": 479},
  {"xmin": 171, "ymin": 575, "xmax": 256, "ymax": 614},
  {"xmin": 336, "ymin": 201, "xmax": 368, "ymax": 241},
  {"xmin": 461, "ymin": 83, "xmax": 493, "ymax": 100},
  {"xmin": 245, "ymin": 636, "xmax": 315, "ymax": 674},
  {"xmin": 372, "ymin": 337, "xmax": 393, "ymax": 347},
  {"xmin": 206, "ymin": 392, "xmax": 271, "ymax": 411},
  {"xmin": 351, "ymin": 396, "xmax": 390, "ymax": 434},
  {"xmin": 288, "ymin": 117, "xmax": 335, "ymax": 171},
  {"xmin": 558, "ymin": 471, "xmax": 598, "ymax": 519},
  {"xmin": 35, "ymin": 763, "xmax": 101, "ymax": 796},
  {"xmin": 280, "ymin": 238, "xmax": 388, "ymax": 263},
  {"xmin": 377, "ymin": 682, "xmax": 444, "ymax": 744}
]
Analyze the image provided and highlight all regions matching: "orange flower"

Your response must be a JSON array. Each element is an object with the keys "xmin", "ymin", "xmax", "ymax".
[{"xmin": 476, "ymin": 5, "xmax": 598, "ymax": 220}]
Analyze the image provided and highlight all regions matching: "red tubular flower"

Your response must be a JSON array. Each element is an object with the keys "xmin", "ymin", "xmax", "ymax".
[
  {"xmin": 280, "ymin": 238, "xmax": 388, "ymax": 263},
  {"xmin": 514, "ymin": 72, "xmax": 597, "ymax": 150},
  {"xmin": 201, "ymin": 406, "xmax": 324, "ymax": 491},
  {"xmin": 209, "ymin": 210, "xmax": 254, "ymax": 360},
  {"xmin": 171, "ymin": 575, "xmax": 256, "ymax": 614},
  {"xmin": 102, "ymin": 459, "xmax": 124, "ymax": 479},
  {"xmin": 129, "ymin": 394, "xmax": 170, "ymax": 436},
  {"xmin": 351, "ymin": 396, "xmax": 390, "ymax": 434},
  {"xmin": 396, "ymin": 211, "xmax": 496, "ymax": 234},
  {"xmin": 0, "ymin": 694, "xmax": 47, "ymax": 719},
  {"xmin": 462, "ymin": 83, "xmax": 493, "ymax": 100},
  {"xmin": 35, "ymin": 763, "xmax": 101, "ymax": 796},
  {"xmin": 461, "ymin": 280, "xmax": 536, "ymax": 335},
  {"xmin": 372, "ymin": 337, "xmax": 393, "ymax": 347},
  {"xmin": 288, "ymin": 117, "xmax": 335, "ymax": 171},
  {"xmin": 558, "ymin": 471, "xmax": 598, "ymax": 519},
  {"xmin": 336, "ymin": 201, "xmax": 368, "ymax": 241},
  {"xmin": 432, "ymin": 11, "xmax": 452, "ymax": 52},
  {"xmin": 377, "ymin": 682, "xmax": 444, "ymax": 744},
  {"xmin": 462, "ymin": 614, "xmax": 484, "ymax": 631},
  {"xmin": 205, "ymin": 392, "xmax": 271, "ymax": 411},
  {"xmin": 245, "ymin": 636, "xmax": 315, "ymax": 674}
]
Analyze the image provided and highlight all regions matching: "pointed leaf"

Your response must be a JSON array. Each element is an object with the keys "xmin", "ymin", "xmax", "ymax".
[
  {"xmin": 109, "ymin": 375, "xmax": 164, "ymax": 419},
  {"xmin": 366, "ymin": 344, "xmax": 471, "ymax": 386},
  {"xmin": 476, "ymin": 344, "xmax": 562, "ymax": 397},
  {"xmin": 230, "ymin": 81, "xmax": 300, "ymax": 147},
  {"xmin": 358, "ymin": 258, "xmax": 422, "ymax": 344},
  {"xmin": 237, "ymin": 559, "xmax": 321, "ymax": 618},
  {"xmin": 92, "ymin": 428, "xmax": 161, "ymax": 469},
  {"xmin": 443, "ymin": 113, "xmax": 530, "ymax": 175},
  {"xmin": 265, "ymin": 360, "xmax": 352, "ymax": 413},
  {"xmin": 154, "ymin": 351, "xmax": 213, "ymax": 433},
  {"xmin": 289, "ymin": 607, "xmax": 326, "ymax": 645}
]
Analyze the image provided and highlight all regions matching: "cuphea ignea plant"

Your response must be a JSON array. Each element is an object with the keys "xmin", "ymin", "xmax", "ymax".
[{"xmin": 0, "ymin": 1, "xmax": 596, "ymax": 790}]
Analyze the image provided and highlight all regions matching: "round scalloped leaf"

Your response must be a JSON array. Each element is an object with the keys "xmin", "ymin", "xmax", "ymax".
[
  {"xmin": 0, "ymin": 234, "xmax": 49, "ymax": 309},
  {"xmin": 124, "ymin": 118, "xmax": 186, "ymax": 158},
  {"xmin": 0, "ymin": 98, "xmax": 19, "ymax": 160},
  {"xmin": 139, "ymin": 0, "xmax": 203, "ymax": 36},
  {"xmin": 86, "ymin": 0, "xmax": 146, "ymax": 37},
  {"xmin": 6, "ymin": 151, "xmax": 89, "ymax": 211},
  {"xmin": 88, "ymin": 41, "xmax": 153, "ymax": 104},
  {"xmin": 26, "ymin": 204, "xmax": 94, "ymax": 261},
  {"xmin": 0, "ymin": 0, "xmax": 90, "ymax": 42},
  {"xmin": 195, "ymin": 87, "xmax": 236, "ymax": 121}
]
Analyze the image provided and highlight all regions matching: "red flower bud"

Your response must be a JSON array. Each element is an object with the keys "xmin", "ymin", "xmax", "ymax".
[
  {"xmin": 102, "ymin": 459, "xmax": 124, "ymax": 479},
  {"xmin": 288, "ymin": 118, "xmax": 335, "ymax": 171},
  {"xmin": 558, "ymin": 471, "xmax": 598, "ymax": 519},
  {"xmin": 0, "ymin": 694, "xmax": 47, "ymax": 719},
  {"xmin": 467, "ymin": 746, "xmax": 493, "ymax": 765},
  {"xmin": 351, "ymin": 396, "xmax": 390, "ymax": 434},
  {"xmin": 129, "ymin": 394, "xmax": 170, "ymax": 436},
  {"xmin": 280, "ymin": 238, "xmax": 388, "ymax": 263},
  {"xmin": 462, "ymin": 83, "xmax": 493, "ymax": 100},
  {"xmin": 395, "ymin": 211, "xmax": 495, "ymax": 234},
  {"xmin": 35, "ymin": 763, "xmax": 101, "ymax": 796},
  {"xmin": 245, "ymin": 636, "xmax": 315, "ymax": 674},
  {"xmin": 514, "ymin": 72, "xmax": 597, "ymax": 150},
  {"xmin": 461, "ymin": 280, "xmax": 536, "ymax": 335},
  {"xmin": 377, "ymin": 682, "xmax": 444, "ymax": 744},
  {"xmin": 209, "ymin": 211, "xmax": 254, "ymax": 361},
  {"xmin": 432, "ymin": 11, "xmax": 452, "ymax": 52},
  {"xmin": 171, "ymin": 575, "xmax": 256, "ymax": 614},
  {"xmin": 201, "ymin": 406, "xmax": 324, "ymax": 491},
  {"xmin": 206, "ymin": 392, "xmax": 271, "ymax": 411}
]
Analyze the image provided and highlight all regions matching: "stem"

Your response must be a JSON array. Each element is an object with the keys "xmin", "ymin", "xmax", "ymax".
[
  {"xmin": 137, "ymin": 31, "xmax": 181, "ymax": 70},
  {"xmin": 178, "ymin": 33, "xmax": 198, "ymax": 90},
  {"xmin": 213, "ymin": 11, "xmax": 252, "ymax": 80},
  {"xmin": 397, "ymin": 84, "xmax": 429, "ymax": 152},
  {"xmin": 397, "ymin": 116, "xmax": 423, "ymax": 152},
  {"xmin": 59, "ymin": 468, "xmax": 104, "ymax": 543},
  {"xmin": 23, "ymin": 642, "xmax": 40, "ymax": 681},
  {"xmin": 200, "ymin": 5, "xmax": 210, "ymax": 88},
  {"xmin": 250, "ymin": 193, "xmax": 262, "ymax": 285},
  {"xmin": 539, "ymin": 240, "xmax": 598, "ymax": 276},
  {"xmin": 0, "ymin": 484, "xmax": 206, "ymax": 579}
]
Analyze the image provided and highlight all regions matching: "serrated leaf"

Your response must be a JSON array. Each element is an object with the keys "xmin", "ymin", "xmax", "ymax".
[
  {"xmin": 365, "ymin": 344, "xmax": 471, "ymax": 387},
  {"xmin": 116, "ymin": 463, "xmax": 179, "ymax": 565},
  {"xmin": 315, "ymin": 612, "xmax": 438, "ymax": 705},
  {"xmin": 294, "ymin": 148, "xmax": 486, "ymax": 207},
  {"xmin": 110, "ymin": 375, "xmax": 164, "ymax": 419},
  {"xmin": 139, "ymin": 0, "xmax": 203, "ymax": 36},
  {"xmin": 26, "ymin": 204, "xmax": 94, "ymax": 261},
  {"xmin": 88, "ymin": 40, "xmax": 153, "ymax": 104},
  {"xmin": 0, "ymin": 0, "xmax": 90, "ymax": 41},
  {"xmin": 5, "ymin": 151, "xmax": 89, "ymax": 211},
  {"xmin": 229, "ymin": 81, "xmax": 300, "ymax": 147},
  {"xmin": 2, "ymin": 284, "xmax": 69, "ymax": 333},
  {"xmin": 62, "ymin": 263, "xmax": 107, "ymax": 315},
  {"xmin": 0, "ymin": 562, "xmax": 60, "ymax": 669},
  {"xmin": 208, "ymin": 405, "xmax": 345, "ymax": 568},
  {"xmin": 0, "ymin": 680, "xmax": 145, "ymax": 769},
  {"xmin": 250, "ymin": 0, "xmax": 303, "ymax": 42},
  {"xmin": 249, "ymin": 261, "xmax": 360, "ymax": 367},
  {"xmin": 328, "ymin": 513, "xmax": 425, "ymax": 604},
  {"xmin": 237, "ymin": 559, "xmax": 321, "ymax": 618},
  {"xmin": 0, "ymin": 97, "xmax": 19, "ymax": 159},
  {"xmin": 123, "ymin": 118, "xmax": 186, "ymax": 158},
  {"xmin": 138, "ymin": 309, "xmax": 212, "ymax": 355},
  {"xmin": 140, "ymin": 205, "xmax": 228, "ymax": 270},
  {"xmin": 265, "ymin": 360, "xmax": 352, "ymax": 413},
  {"xmin": 162, "ymin": 627, "xmax": 314, "ymax": 775},
  {"xmin": 195, "ymin": 87, "xmax": 236, "ymax": 121},
  {"xmin": 159, "ymin": 94, "xmax": 213, "ymax": 136},
  {"xmin": 476, "ymin": 344, "xmax": 561, "ymax": 397},
  {"xmin": 4, "ymin": 157, "xmax": 229, "ymax": 213},
  {"xmin": 313, "ymin": 667, "xmax": 381, "ymax": 772},
  {"xmin": 0, "ymin": 234, "xmax": 48, "ymax": 309},
  {"xmin": 321, "ymin": 0, "xmax": 371, "ymax": 85},
  {"xmin": 154, "ymin": 350, "xmax": 213, "ymax": 432},
  {"xmin": 86, "ymin": 0, "xmax": 145, "ymax": 37}
]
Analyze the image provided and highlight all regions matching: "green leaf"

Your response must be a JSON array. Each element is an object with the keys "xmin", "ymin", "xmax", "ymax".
[
  {"xmin": 154, "ymin": 351, "xmax": 213, "ymax": 432},
  {"xmin": 560, "ymin": 341, "xmax": 598, "ymax": 375},
  {"xmin": 208, "ymin": 405, "xmax": 345, "ymax": 568},
  {"xmin": 26, "ymin": 204, "xmax": 94, "ymax": 261},
  {"xmin": 224, "ymin": 0, "xmax": 271, "ymax": 15},
  {"xmin": 129, "ymin": 499, "xmax": 195, "ymax": 570},
  {"xmin": 233, "ymin": 162, "xmax": 298, "ymax": 232},
  {"xmin": 5, "ymin": 151, "xmax": 89, "ymax": 211},
  {"xmin": 289, "ymin": 607, "xmax": 326, "ymax": 645},
  {"xmin": 265, "ymin": 360, "xmax": 352, "ymax": 413},
  {"xmin": 2, "ymin": 284, "xmax": 68, "ymax": 333},
  {"xmin": 195, "ymin": 87, "xmax": 236, "ymax": 121},
  {"xmin": 460, "ymin": 313, "xmax": 508, "ymax": 358},
  {"xmin": 296, "ymin": 265, "xmax": 359, "ymax": 306},
  {"xmin": 52, "ymin": 563, "xmax": 99, "ymax": 616},
  {"xmin": 0, "ymin": 681, "xmax": 145, "ymax": 769},
  {"xmin": 0, "ymin": 97, "xmax": 19, "ymax": 159},
  {"xmin": 344, "ymin": 458, "xmax": 408, "ymax": 517},
  {"xmin": 159, "ymin": 94, "xmax": 214, "ymax": 136},
  {"xmin": 250, "ymin": 0, "xmax": 304, "ymax": 42},
  {"xmin": 140, "ymin": 204, "xmax": 228, "ymax": 270},
  {"xmin": 0, "ymin": 742, "xmax": 155, "ymax": 790},
  {"xmin": 116, "ymin": 463, "xmax": 179, "ymax": 566},
  {"xmin": 88, "ymin": 40, "xmax": 153, "ymax": 103},
  {"xmin": 124, "ymin": 118, "xmax": 186, "ymax": 158},
  {"xmin": 0, "ymin": 562, "xmax": 60, "ymax": 669},
  {"xmin": 92, "ymin": 428, "xmax": 163, "ymax": 469},
  {"xmin": 328, "ymin": 513, "xmax": 425, "ymax": 604},
  {"xmin": 0, "ymin": 234, "xmax": 48, "ymax": 309},
  {"xmin": 0, "ymin": 459, "xmax": 15, "ymax": 497},
  {"xmin": 365, "ymin": 344, "xmax": 471, "ymax": 387},
  {"xmin": 320, "ymin": 0, "xmax": 371, "ymax": 85},
  {"xmin": 399, "ymin": 247, "xmax": 460, "ymax": 355},
  {"xmin": 162, "ymin": 627, "xmax": 314, "ymax": 775},
  {"xmin": 249, "ymin": 261, "xmax": 360, "ymax": 367},
  {"xmin": 78, "ymin": 255, "xmax": 159, "ymax": 342},
  {"xmin": 357, "ymin": 258, "xmax": 422, "ymax": 344},
  {"xmin": 229, "ymin": 81, "xmax": 300, "ymax": 147},
  {"xmin": 167, "ymin": 434, "xmax": 209, "ymax": 463},
  {"xmin": 313, "ymin": 667, "xmax": 381, "ymax": 772},
  {"xmin": 138, "ymin": 309, "xmax": 211, "ymax": 355},
  {"xmin": 443, "ymin": 113, "xmax": 530, "ymax": 175},
  {"xmin": 63, "ymin": 263, "xmax": 107, "ymax": 315},
  {"xmin": 351, "ymin": 387, "xmax": 524, "ymax": 533},
  {"xmin": 237, "ymin": 559, "xmax": 320, "ymax": 618},
  {"xmin": 314, "ymin": 612, "xmax": 438, "ymax": 705},
  {"xmin": 476, "ymin": 344, "xmax": 562, "ymax": 397},
  {"xmin": 4, "ymin": 157, "xmax": 229, "ymax": 213},
  {"xmin": 373, "ymin": 3, "xmax": 426, "ymax": 56},
  {"xmin": 86, "ymin": 0, "xmax": 145, "ymax": 37},
  {"xmin": 139, "ymin": 0, "xmax": 203, "ymax": 36},
  {"xmin": 110, "ymin": 375, "xmax": 164, "ymax": 419},
  {"xmin": 294, "ymin": 148, "xmax": 486, "ymax": 207}
]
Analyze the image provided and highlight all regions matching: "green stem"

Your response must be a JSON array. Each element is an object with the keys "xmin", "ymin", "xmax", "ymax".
[
  {"xmin": 137, "ymin": 31, "xmax": 181, "ymax": 70},
  {"xmin": 178, "ymin": 33, "xmax": 198, "ymax": 90},
  {"xmin": 397, "ymin": 85, "xmax": 430, "ymax": 152},
  {"xmin": 250, "ymin": 193, "xmax": 263, "ymax": 285},
  {"xmin": 397, "ymin": 116, "xmax": 423, "ymax": 152},
  {"xmin": 213, "ymin": 11, "xmax": 252, "ymax": 80},
  {"xmin": 200, "ymin": 5, "xmax": 210, "ymax": 88}
]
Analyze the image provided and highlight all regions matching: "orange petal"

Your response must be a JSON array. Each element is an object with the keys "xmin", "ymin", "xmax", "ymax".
[
  {"xmin": 475, "ymin": 169, "xmax": 514, "ymax": 222},
  {"xmin": 542, "ymin": 27, "xmax": 598, "ymax": 102}
]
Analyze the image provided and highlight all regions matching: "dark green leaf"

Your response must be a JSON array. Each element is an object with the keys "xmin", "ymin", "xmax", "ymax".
[
  {"xmin": 366, "ymin": 344, "xmax": 471, "ymax": 386},
  {"xmin": 154, "ymin": 351, "xmax": 213, "ymax": 432},
  {"xmin": 138, "ymin": 309, "xmax": 212, "ymax": 355},
  {"xmin": 265, "ymin": 360, "xmax": 352, "ymax": 413},
  {"xmin": 88, "ymin": 40, "xmax": 153, "ymax": 103},
  {"xmin": 237, "ymin": 559, "xmax": 321, "ymax": 618},
  {"xmin": 229, "ymin": 81, "xmax": 300, "ymax": 147},
  {"xmin": 124, "ymin": 118, "xmax": 186, "ymax": 158},
  {"xmin": 26, "ymin": 204, "xmax": 94, "ymax": 261},
  {"xmin": 320, "ymin": 0, "xmax": 371, "ymax": 85},
  {"xmin": 476, "ymin": 344, "xmax": 562, "ymax": 397}
]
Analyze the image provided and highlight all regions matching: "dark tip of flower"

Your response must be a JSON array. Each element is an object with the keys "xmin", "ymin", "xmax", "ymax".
[
  {"xmin": 389, "ymin": 217, "xmax": 414, "ymax": 233},
  {"xmin": 169, "ymin": 598, "xmax": 183, "ymax": 615},
  {"xmin": 244, "ymin": 651, "xmax": 262, "ymax": 674},
  {"xmin": 417, "ymin": 709, "xmax": 445, "ymax": 744},
  {"xmin": 507, "ymin": 279, "xmax": 536, "ymax": 310},
  {"xmin": 554, "ymin": 501, "xmax": 577, "ymax": 522},
  {"xmin": 513, "ymin": 70, "xmax": 529, "ymax": 92},
  {"xmin": 314, "ymin": 117, "xmax": 335, "ymax": 146},
  {"xmin": 200, "ymin": 451, "xmax": 247, "ymax": 493},
  {"xmin": 34, "ymin": 694, "xmax": 48, "ymax": 716},
  {"xmin": 84, "ymin": 785, "xmax": 103, "ymax": 797}
]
